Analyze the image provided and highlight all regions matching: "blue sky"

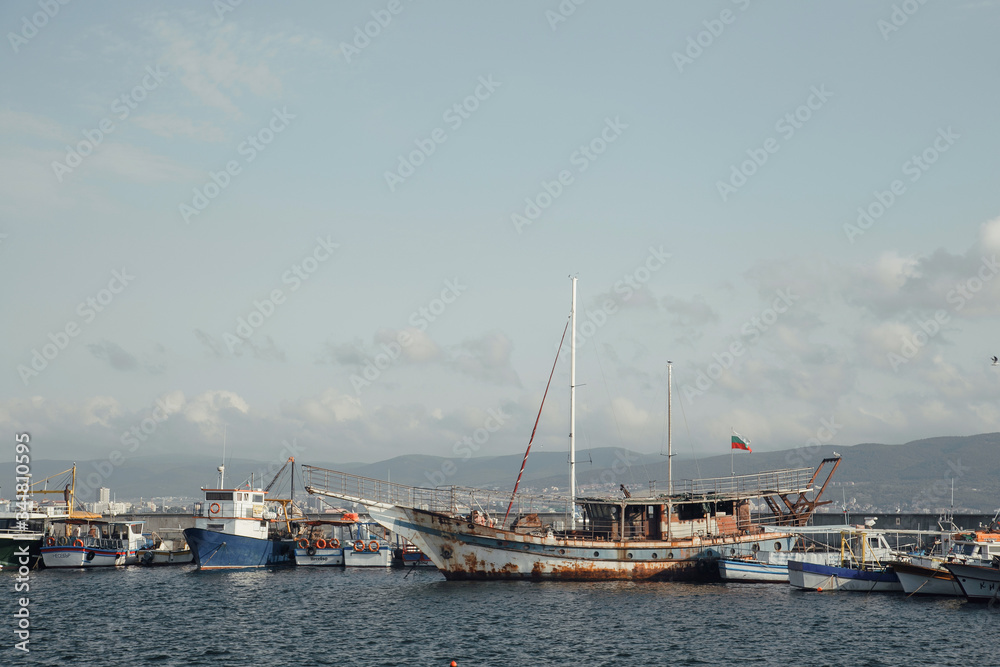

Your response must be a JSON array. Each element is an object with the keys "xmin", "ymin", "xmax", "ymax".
[{"xmin": 2, "ymin": 1, "xmax": 1000, "ymax": 471}]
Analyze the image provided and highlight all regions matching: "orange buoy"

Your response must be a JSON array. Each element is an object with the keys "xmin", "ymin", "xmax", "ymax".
[
  {"xmin": 451, "ymin": 662, "xmax": 457, "ymax": 667},
  {"xmin": 817, "ymin": 586, "xmax": 823, "ymax": 592}
]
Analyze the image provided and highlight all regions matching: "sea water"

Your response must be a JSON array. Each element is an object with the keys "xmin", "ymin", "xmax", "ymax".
[{"xmin": 3, "ymin": 565, "xmax": 997, "ymax": 666}]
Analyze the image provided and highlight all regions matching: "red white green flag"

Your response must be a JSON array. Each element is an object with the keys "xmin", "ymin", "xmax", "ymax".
[{"xmin": 731, "ymin": 434, "xmax": 751, "ymax": 452}]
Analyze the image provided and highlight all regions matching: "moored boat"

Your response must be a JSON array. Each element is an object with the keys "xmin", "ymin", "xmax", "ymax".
[
  {"xmin": 41, "ymin": 519, "xmax": 146, "ymax": 568},
  {"xmin": 787, "ymin": 530, "xmax": 902, "ymax": 592},
  {"xmin": 183, "ymin": 461, "xmax": 296, "ymax": 570},
  {"xmin": 943, "ymin": 561, "xmax": 1000, "ymax": 602}
]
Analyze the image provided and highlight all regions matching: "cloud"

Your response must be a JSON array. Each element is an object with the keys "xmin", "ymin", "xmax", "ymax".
[
  {"xmin": 148, "ymin": 19, "xmax": 283, "ymax": 118},
  {"xmin": 0, "ymin": 109, "xmax": 69, "ymax": 142}
]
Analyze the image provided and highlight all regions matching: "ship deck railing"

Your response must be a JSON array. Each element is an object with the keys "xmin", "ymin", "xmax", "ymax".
[
  {"xmin": 669, "ymin": 467, "xmax": 816, "ymax": 500},
  {"xmin": 302, "ymin": 465, "xmax": 566, "ymax": 519}
]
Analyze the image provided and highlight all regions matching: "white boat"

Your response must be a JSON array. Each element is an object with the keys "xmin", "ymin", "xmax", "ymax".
[
  {"xmin": 787, "ymin": 530, "xmax": 902, "ymax": 592},
  {"xmin": 292, "ymin": 516, "xmax": 356, "ymax": 567},
  {"xmin": 719, "ymin": 549, "xmax": 843, "ymax": 583},
  {"xmin": 943, "ymin": 561, "xmax": 1000, "ymax": 602},
  {"xmin": 892, "ymin": 530, "xmax": 1000, "ymax": 596},
  {"xmin": 137, "ymin": 532, "xmax": 193, "ymax": 566},
  {"xmin": 41, "ymin": 519, "xmax": 146, "ymax": 568},
  {"xmin": 342, "ymin": 521, "xmax": 392, "ymax": 567}
]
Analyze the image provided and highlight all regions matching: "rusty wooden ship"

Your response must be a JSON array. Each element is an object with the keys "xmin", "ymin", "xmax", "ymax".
[{"xmin": 303, "ymin": 457, "xmax": 839, "ymax": 581}]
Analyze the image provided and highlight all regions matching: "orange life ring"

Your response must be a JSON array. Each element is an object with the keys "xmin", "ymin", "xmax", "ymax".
[
  {"xmin": 315, "ymin": 538, "xmax": 327, "ymax": 549},
  {"xmin": 330, "ymin": 538, "xmax": 340, "ymax": 549},
  {"xmin": 73, "ymin": 539, "xmax": 84, "ymax": 547},
  {"xmin": 297, "ymin": 539, "xmax": 309, "ymax": 549},
  {"xmin": 209, "ymin": 503, "xmax": 221, "ymax": 514},
  {"xmin": 353, "ymin": 540, "xmax": 365, "ymax": 552},
  {"xmin": 368, "ymin": 540, "xmax": 379, "ymax": 552},
  {"xmin": 46, "ymin": 536, "xmax": 55, "ymax": 546}
]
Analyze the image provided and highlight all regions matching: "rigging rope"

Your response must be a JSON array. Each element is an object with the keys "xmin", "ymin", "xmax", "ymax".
[{"xmin": 503, "ymin": 317, "xmax": 571, "ymax": 527}]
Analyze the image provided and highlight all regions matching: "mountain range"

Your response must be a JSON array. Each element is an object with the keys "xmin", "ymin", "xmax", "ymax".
[{"xmin": 2, "ymin": 432, "xmax": 997, "ymax": 513}]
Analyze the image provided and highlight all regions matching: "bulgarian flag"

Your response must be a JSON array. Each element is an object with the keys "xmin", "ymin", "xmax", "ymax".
[{"xmin": 731, "ymin": 432, "xmax": 752, "ymax": 452}]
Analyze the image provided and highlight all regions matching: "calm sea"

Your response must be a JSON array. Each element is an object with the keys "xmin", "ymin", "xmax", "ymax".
[{"xmin": 3, "ymin": 565, "xmax": 998, "ymax": 666}]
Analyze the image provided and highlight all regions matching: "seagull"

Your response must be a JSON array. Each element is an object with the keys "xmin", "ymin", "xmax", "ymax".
[{"xmin": 992, "ymin": 356, "xmax": 999, "ymax": 366}]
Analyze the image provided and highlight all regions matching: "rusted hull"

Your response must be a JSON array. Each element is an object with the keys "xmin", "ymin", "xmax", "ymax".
[{"xmin": 366, "ymin": 505, "xmax": 796, "ymax": 582}]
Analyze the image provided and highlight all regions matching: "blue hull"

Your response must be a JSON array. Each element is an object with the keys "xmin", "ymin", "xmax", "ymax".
[{"xmin": 184, "ymin": 528, "xmax": 294, "ymax": 570}]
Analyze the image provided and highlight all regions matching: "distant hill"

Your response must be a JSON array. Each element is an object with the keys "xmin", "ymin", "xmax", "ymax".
[{"xmin": 2, "ymin": 433, "xmax": 998, "ymax": 513}]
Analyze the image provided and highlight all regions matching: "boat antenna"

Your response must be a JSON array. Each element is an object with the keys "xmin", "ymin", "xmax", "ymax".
[
  {"xmin": 218, "ymin": 424, "xmax": 227, "ymax": 488},
  {"xmin": 569, "ymin": 275, "xmax": 577, "ymax": 530}
]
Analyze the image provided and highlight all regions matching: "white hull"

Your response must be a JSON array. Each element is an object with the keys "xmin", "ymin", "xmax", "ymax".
[
  {"xmin": 893, "ymin": 563, "xmax": 962, "ymax": 596},
  {"xmin": 139, "ymin": 549, "xmax": 193, "ymax": 565},
  {"xmin": 42, "ymin": 546, "xmax": 136, "ymax": 568},
  {"xmin": 719, "ymin": 551, "xmax": 841, "ymax": 583},
  {"xmin": 944, "ymin": 562, "xmax": 1000, "ymax": 602},
  {"xmin": 294, "ymin": 548, "xmax": 344, "ymax": 566},
  {"xmin": 343, "ymin": 545, "xmax": 392, "ymax": 567}
]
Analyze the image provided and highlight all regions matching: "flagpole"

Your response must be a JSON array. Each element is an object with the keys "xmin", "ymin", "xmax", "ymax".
[{"xmin": 731, "ymin": 428, "xmax": 734, "ymax": 477}]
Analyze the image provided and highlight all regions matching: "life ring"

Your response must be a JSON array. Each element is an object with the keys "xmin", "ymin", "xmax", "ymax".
[
  {"xmin": 368, "ymin": 540, "xmax": 379, "ymax": 552},
  {"xmin": 46, "ymin": 536, "xmax": 55, "ymax": 546},
  {"xmin": 209, "ymin": 503, "xmax": 221, "ymax": 514},
  {"xmin": 58, "ymin": 536, "xmax": 69, "ymax": 546},
  {"xmin": 330, "ymin": 539, "xmax": 340, "ymax": 549},
  {"xmin": 307, "ymin": 546, "xmax": 317, "ymax": 556},
  {"xmin": 315, "ymin": 538, "xmax": 327, "ymax": 549},
  {"xmin": 353, "ymin": 540, "xmax": 365, "ymax": 552},
  {"xmin": 73, "ymin": 539, "xmax": 84, "ymax": 547},
  {"xmin": 297, "ymin": 538, "xmax": 309, "ymax": 549}
]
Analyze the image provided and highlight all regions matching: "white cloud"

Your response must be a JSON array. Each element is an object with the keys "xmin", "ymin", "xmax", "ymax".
[{"xmin": 132, "ymin": 113, "xmax": 227, "ymax": 142}]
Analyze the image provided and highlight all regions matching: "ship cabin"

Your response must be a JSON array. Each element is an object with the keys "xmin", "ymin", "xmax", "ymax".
[
  {"xmin": 576, "ymin": 494, "xmax": 753, "ymax": 542},
  {"xmin": 193, "ymin": 488, "xmax": 270, "ymax": 540}
]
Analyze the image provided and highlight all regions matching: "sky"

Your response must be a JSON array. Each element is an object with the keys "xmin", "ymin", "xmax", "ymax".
[{"xmin": 2, "ymin": 1, "xmax": 1000, "ymax": 476}]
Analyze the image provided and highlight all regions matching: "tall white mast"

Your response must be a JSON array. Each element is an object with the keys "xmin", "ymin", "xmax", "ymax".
[
  {"xmin": 667, "ymin": 361, "xmax": 673, "ymax": 496},
  {"xmin": 569, "ymin": 275, "xmax": 577, "ymax": 530}
]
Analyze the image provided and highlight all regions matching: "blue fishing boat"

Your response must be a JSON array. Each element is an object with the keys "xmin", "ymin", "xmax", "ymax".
[{"xmin": 184, "ymin": 461, "xmax": 295, "ymax": 570}]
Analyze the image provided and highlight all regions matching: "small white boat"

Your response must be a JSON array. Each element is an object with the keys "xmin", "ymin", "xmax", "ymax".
[
  {"xmin": 41, "ymin": 519, "xmax": 146, "ymax": 568},
  {"xmin": 343, "ymin": 521, "xmax": 392, "ymax": 567},
  {"xmin": 892, "ymin": 530, "xmax": 1000, "ymax": 596},
  {"xmin": 138, "ymin": 534, "xmax": 193, "ymax": 566},
  {"xmin": 944, "ymin": 561, "xmax": 1000, "ymax": 602},
  {"xmin": 719, "ymin": 550, "xmax": 842, "ymax": 583}
]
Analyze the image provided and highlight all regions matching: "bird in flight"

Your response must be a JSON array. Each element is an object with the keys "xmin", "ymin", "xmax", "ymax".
[{"xmin": 993, "ymin": 356, "xmax": 998, "ymax": 366}]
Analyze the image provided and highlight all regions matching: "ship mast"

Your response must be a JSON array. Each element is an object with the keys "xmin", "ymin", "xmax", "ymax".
[
  {"xmin": 569, "ymin": 275, "xmax": 577, "ymax": 531},
  {"xmin": 667, "ymin": 361, "xmax": 673, "ymax": 496}
]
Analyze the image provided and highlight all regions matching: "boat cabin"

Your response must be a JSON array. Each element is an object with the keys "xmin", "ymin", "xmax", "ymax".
[{"xmin": 193, "ymin": 488, "xmax": 273, "ymax": 540}]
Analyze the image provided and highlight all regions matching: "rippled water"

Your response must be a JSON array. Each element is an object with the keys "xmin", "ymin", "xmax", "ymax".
[{"xmin": 3, "ymin": 565, "xmax": 998, "ymax": 666}]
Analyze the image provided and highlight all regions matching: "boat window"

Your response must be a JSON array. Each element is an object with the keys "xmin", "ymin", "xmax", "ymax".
[
  {"xmin": 253, "ymin": 494, "xmax": 264, "ymax": 503},
  {"xmin": 206, "ymin": 492, "xmax": 233, "ymax": 501}
]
